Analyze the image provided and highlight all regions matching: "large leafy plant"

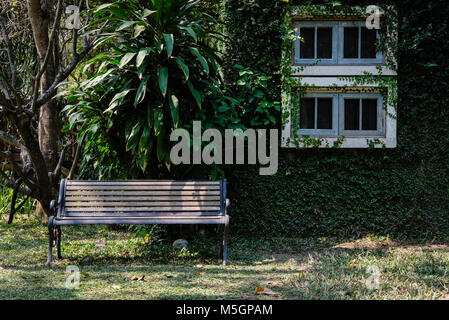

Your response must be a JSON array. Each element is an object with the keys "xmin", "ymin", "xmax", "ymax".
[{"xmin": 63, "ymin": 0, "xmax": 223, "ymax": 174}]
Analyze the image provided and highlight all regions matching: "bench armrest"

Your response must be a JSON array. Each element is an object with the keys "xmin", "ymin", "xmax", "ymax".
[
  {"xmin": 226, "ymin": 198, "xmax": 230, "ymax": 209},
  {"xmin": 49, "ymin": 200, "xmax": 57, "ymax": 216}
]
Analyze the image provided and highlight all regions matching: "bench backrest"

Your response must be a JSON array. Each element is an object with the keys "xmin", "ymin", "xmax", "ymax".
[{"xmin": 58, "ymin": 179, "xmax": 226, "ymax": 218}]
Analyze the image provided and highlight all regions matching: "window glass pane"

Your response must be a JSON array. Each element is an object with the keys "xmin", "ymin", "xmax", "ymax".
[
  {"xmin": 300, "ymin": 28, "xmax": 315, "ymax": 59},
  {"xmin": 317, "ymin": 28, "xmax": 332, "ymax": 59},
  {"xmin": 317, "ymin": 98, "xmax": 333, "ymax": 129},
  {"xmin": 362, "ymin": 99, "xmax": 378, "ymax": 130},
  {"xmin": 300, "ymin": 98, "xmax": 315, "ymax": 129},
  {"xmin": 361, "ymin": 28, "xmax": 377, "ymax": 58},
  {"xmin": 344, "ymin": 27, "xmax": 359, "ymax": 59},
  {"xmin": 344, "ymin": 99, "xmax": 360, "ymax": 130}
]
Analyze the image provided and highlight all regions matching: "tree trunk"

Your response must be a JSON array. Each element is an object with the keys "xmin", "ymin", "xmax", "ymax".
[{"xmin": 27, "ymin": 0, "xmax": 60, "ymax": 218}]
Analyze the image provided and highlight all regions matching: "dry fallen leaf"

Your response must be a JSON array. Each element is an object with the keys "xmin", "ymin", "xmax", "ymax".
[
  {"xmin": 254, "ymin": 286, "xmax": 264, "ymax": 294},
  {"xmin": 195, "ymin": 271, "xmax": 202, "ymax": 276},
  {"xmin": 131, "ymin": 275, "xmax": 145, "ymax": 281},
  {"xmin": 255, "ymin": 286, "xmax": 280, "ymax": 296}
]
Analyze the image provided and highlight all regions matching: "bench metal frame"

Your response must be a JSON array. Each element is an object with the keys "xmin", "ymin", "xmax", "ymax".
[{"xmin": 46, "ymin": 179, "xmax": 230, "ymax": 266}]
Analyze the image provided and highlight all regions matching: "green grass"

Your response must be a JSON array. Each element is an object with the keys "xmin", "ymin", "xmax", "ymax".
[{"xmin": 1, "ymin": 216, "xmax": 449, "ymax": 300}]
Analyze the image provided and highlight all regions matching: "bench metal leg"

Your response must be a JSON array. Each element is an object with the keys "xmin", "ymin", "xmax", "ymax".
[
  {"xmin": 222, "ymin": 223, "xmax": 229, "ymax": 266},
  {"xmin": 45, "ymin": 217, "xmax": 55, "ymax": 267},
  {"xmin": 56, "ymin": 226, "xmax": 62, "ymax": 259}
]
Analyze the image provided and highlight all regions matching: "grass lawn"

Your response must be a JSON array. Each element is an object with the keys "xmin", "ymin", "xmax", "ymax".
[{"xmin": 1, "ymin": 215, "xmax": 449, "ymax": 300}]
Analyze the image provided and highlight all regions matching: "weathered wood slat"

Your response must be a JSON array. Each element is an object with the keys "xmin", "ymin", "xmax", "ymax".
[
  {"xmin": 64, "ymin": 212, "xmax": 221, "ymax": 217},
  {"xmin": 65, "ymin": 196, "xmax": 221, "ymax": 201},
  {"xmin": 65, "ymin": 190, "xmax": 220, "ymax": 196},
  {"xmin": 65, "ymin": 201, "xmax": 221, "ymax": 207},
  {"xmin": 65, "ymin": 206, "xmax": 221, "ymax": 212},
  {"xmin": 66, "ymin": 185, "xmax": 220, "ymax": 191},
  {"xmin": 67, "ymin": 181, "xmax": 219, "ymax": 186}
]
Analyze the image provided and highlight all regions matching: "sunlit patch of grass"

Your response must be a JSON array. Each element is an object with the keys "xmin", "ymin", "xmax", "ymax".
[{"xmin": 1, "ymin": 216, "xmax": 449, "ymax": 299}]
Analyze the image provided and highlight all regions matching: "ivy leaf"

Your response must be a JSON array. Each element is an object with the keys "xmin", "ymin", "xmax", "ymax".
[
  {"xmin": 163, "ymin": 33, "xmax": 174, "ymax": 57},
  {"xmin": 158, "ymin": 67, "xmax": 168, "ymax": 97}
]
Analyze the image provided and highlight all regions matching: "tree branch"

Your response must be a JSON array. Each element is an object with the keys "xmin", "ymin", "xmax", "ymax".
[
  {"xmin": 0, "ymin": 130, "xmax": 22, "ymax": 149},
  {"xmin": 0, "ymin": 16, "xmax": 17, "ymax": 88},
  {"xmin": 68, "ymin": 132, "xmax": 86, "ymax": 180},
  {"xmin": 0, "ymin": 168, "xmax": 33, "ymax": 197}
]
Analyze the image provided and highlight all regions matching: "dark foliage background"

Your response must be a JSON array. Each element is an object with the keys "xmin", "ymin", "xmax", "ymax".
[{"xmin": 223, "ymin": 0, "xmax": 449, "ymax": 239}]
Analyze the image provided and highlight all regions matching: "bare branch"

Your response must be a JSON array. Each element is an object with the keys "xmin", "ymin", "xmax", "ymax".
[
  {"xmin": 0, "ymin": 168, "xmax": 33, "ymax": 196},
  {"xmin": 53, "ymin": 143, "xmax": 72, "ymax": 178},
  {"xmin": 68, "ymin": 133, "xmax": 86, "ymax": 180},
  {"xmin": 0, "ymin": 130, "xmax": 22, "ymax": 148},
  {"xmin": 1, "ymin": 150, "xmax": 36, "ymax": 192},
  {"xmin": 32, "ymin": 42, "xmax": 94, "ymax": 109},
  {"xmin": 0, "ymin": 15, "xmax": 17, "ymax": 88}
]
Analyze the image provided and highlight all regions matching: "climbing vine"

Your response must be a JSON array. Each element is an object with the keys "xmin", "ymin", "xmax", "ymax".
[{"xmin": 280, "ymin": 3, "xmax": 398, "ymax": 148}]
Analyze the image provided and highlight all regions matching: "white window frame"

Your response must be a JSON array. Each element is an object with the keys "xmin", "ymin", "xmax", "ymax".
[
  {"xmin": 294, "ymin": 21, "xmax": 338, "ymax": 65},
  {"xmin": 338, "ymin": 93, "xmax": 385, "ymax": 137},
  {"xmin": 294, "ymin": 21, "xmax": 383, "ymax": 65},
  {"xmin": 338, "ymin": 21, "xmax": 383, "ymax": 64},
  {"xmin": 297, "ymin": 93, "xmax": 339, "ymax": 136},
  {"xmin": 295, "ymin": 93, "xmax": 385, "ymax": 138}
]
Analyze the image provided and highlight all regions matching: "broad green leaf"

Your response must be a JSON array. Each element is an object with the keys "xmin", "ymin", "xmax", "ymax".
[
  {"xmin": 147, "ymin": 105, "xmax": 153, "ymax": 128},
  {"xmin": 175, "ymin": 57, "xmax": 189, "ymax": 81},
  {"xmin": 179, "ymin": 26, "xmax": 197, "ymax": 42},
  {"xmin": 163, "ymin": 33, "xmax": 174, "ymax": 57},
  {"xmin": 134, "ymin": 24, "xmax": 146, "ymax": 38},
  {"xmin": 136, "ymin": 48, "xmax": 152, "ymax": 68},
  {"xmin": 168, "ymin": 93, "xmax": 179, "ymax": 127},
  {"xmin": 187, "ymin": 81, "xmax": 202, "ymax": 108},
  {"xmin": 105, "ymin": 89, "xmax": 131, "ymax": 112},
  {"xmin": 189, "ymin": 47, "xmax": 209, "ymax": 73},
  {"xmin": 94, "ymin": 3, "xmax": 114, "ymax": 13},
  {"xmin": 117, "ymin": 21, "xmax": 136, "ymax": 31},
  {"xmin": 119, "ymin": 52, "xmax": 136, "ymax": 68},
  {"xmin": 154, "ymin": 106, "xmax": 163, "ymax": 136},
  {"xmin": 142, "ymin": 9, "xmax": 156, "ymax": 18},
  {"xmin": 134, "ymin": 75, "xmax": 150, "ymax": 106},
  {"xmin": 157, "ymin": 131, "xmax": 169, "ymax": 163},
  {"xmin": 158, "ymin": 67, "xmax": 168, "ymax": 97},
  {"xmin": 139, "ymin": 125, "xmax": 151, "ymax": 153},
  {"xmin": 126, "ymin": 119, "xmax": 144, "ymax": 152}
]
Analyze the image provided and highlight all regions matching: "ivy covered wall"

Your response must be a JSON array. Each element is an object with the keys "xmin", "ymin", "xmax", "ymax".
[{"xmin": 223, "ymin": 0, "xmax": 449, "ymax": 239}]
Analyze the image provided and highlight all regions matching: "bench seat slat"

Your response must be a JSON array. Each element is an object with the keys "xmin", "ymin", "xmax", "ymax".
[
  {"xmin": 65, "ymin": 201, "xmax": 221, "ymax": 207},
  {"xmin": 67, "ymin": 181, "xmax": 219, "ymax": 186},
  {"xmin": 65, "ymin": 190, "xmax": 220, "ymax": 196},
  {"xmin": 66, "ymin": 185, "xmax": 220, "ymax": 191},
  {"xmin": 64, "ymin": 211, "xmax": 221, "ymax": 217},
  {"xmin": 65, "ymin": 196, "xmax": 221, "ymax": 201},
  {"xmin": 65, "ymin": 206, "xmax": 221, "ymax": 212}
]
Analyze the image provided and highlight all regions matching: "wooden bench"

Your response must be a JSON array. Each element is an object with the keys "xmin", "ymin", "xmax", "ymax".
[{"xmin": 46, "ymin": 179, "xmax": 230, "ymax": 266}]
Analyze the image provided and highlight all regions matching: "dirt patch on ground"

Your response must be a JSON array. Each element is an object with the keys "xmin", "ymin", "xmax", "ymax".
[{"xmin": 333, "ymin": 237, "xmax": 449, "ymax": 252}]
